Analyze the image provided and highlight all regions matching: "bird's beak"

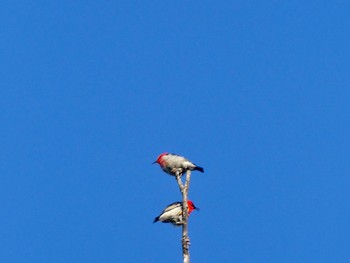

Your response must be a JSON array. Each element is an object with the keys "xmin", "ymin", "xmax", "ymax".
[
  {"xmin": 194, "ymin": 206, "xmax": 200, "ymax": 211},
  {"xmin": 152, "ymin": 161, "xmax": 157, "ymax": 164}
]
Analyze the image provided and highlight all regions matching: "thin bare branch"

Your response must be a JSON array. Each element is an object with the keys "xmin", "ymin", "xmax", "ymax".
[{"xmin": 175, "ymin": 170, "xmax": 191, "ymax": 263}]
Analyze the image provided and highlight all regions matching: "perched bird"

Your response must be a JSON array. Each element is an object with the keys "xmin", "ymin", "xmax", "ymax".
[
  {"xmin": 154, "ymin": 200, "xmax": 199, "ymax": 226},
  {"xmin": 153, "ymin": 152, "xmax": 204, "ymax": 176}
]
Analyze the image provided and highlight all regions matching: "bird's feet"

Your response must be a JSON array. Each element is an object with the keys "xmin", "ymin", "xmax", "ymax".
[{"xmin": 182, "ymin": 236, "xmax": 190, "ymax": 247}]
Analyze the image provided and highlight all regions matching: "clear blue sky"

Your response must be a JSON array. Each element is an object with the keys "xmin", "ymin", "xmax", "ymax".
[{"xmin": 1, "ymin": 1, "xmax": 349, "ymax": 262}]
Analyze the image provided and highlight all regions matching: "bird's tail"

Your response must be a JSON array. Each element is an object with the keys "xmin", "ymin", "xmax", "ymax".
[
  {"xmin": 153, "ymin": 217, "xmax": 160, "ymax": 223},
  {"xmin": 194, "ymin": 166, "xmax": 204, "ymax": 173}
]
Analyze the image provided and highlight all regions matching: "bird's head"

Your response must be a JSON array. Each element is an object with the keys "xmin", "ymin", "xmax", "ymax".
[
  {"xmin": 187, "ymin": 200, "xmax": 200, "ymax": 214},
  {"xmin": 152, "ymin": 152, "xmax": 169, "ymax": 165}
]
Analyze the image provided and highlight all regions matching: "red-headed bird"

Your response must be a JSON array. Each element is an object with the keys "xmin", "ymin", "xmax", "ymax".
[
  {"xmin": 154, "ymin": 200, "xmax": 199, "ymax": 226},
  {"xmin": 153, "ymin": 152, "xmax": 204, "ymax": 176}
]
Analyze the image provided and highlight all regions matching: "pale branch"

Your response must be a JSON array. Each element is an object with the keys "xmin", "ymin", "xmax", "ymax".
[
  {"xmin": 175, "ymin": 170, "xmax": 192, "ymax": 263},
  {"xmin": 175, "ymin": 172, "xmax": 184, "ymax": 193}
]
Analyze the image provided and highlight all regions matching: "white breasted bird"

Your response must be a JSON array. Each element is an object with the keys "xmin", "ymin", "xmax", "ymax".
[
  {"xmin": 154, "ymin": 200, "xmax": 199, "ymax": 226},
  {"xmin": 153, "ymin": 152, "xmax": 204, "ymax": 176}
]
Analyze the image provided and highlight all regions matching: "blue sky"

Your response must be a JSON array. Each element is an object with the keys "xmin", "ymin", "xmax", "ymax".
[{"xmin": 1, "ymin": 1, "xmax": 350, "ymax": 262}]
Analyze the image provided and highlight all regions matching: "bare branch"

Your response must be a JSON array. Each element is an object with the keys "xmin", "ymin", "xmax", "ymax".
[
  {"xmin": 175, "ymin": 171, "xmax": 184, "ymax": 193},
  {"xmin": 175, "ymin": 170, "xmax": 191, "ymax": 263}
]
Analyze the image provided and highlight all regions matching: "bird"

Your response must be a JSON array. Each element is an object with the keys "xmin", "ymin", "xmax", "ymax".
[
  {"xmin": 154, "ymin": 200, "xmax": 199, "ymax": 226},
  {"xmin": 153, "ymin": 152, "xmax": 204, "ymax": 176}
]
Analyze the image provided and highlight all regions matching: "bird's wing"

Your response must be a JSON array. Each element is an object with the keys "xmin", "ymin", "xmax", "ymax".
[{"xmin": 162, "ymin": 202, "xmax": 182, "ymax": 213}]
